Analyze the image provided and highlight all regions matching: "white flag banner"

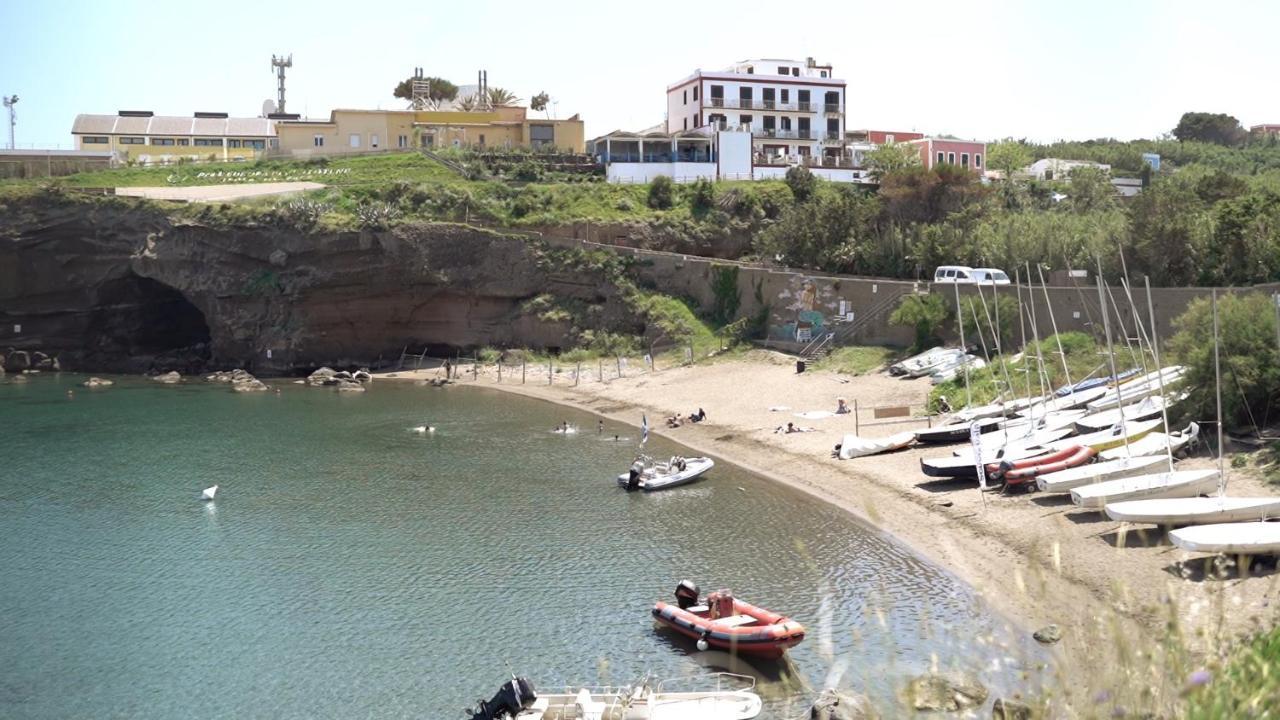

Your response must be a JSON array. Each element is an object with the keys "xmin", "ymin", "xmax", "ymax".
[
  {"xmin": 970, "ymin": 422, "xmax": 988, "ymax": 491},
  {"xmin": 641, "ymin": 414, "xmax": 649, "ymax": 446}
]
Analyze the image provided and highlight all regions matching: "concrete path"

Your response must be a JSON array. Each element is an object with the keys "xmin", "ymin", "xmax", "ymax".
[{"xmin": 115, "ymin": 181, "xmax": 324, "ymax": 202}]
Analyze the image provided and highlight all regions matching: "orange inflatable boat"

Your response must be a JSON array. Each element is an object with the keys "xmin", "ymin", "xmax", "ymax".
[
  {"xmin": 988, "ymin": 445, "xmax": 1097, "ymax": 488},
  {"xmin": 651, "ymin": 581, "xmax": 806, "ymax": 659}
]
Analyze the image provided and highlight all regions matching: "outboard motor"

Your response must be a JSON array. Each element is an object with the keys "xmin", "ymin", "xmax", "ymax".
[
  {"xmin": 466, "ymin": 676, "xmax": 536, "ymax": 720},
  {"xmin": 674, "ymin": 580, "xmax": 700, "ymax": 609}
]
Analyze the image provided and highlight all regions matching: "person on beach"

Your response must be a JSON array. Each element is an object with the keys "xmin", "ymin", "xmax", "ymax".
[
  {"xmin": 836, "ymin": 398, "xmax": 850, "ymax": 415},
  {"xmin": 442, "ymin": 359, "xmax": 452, "ymax": 379},
  {"xmin": 598, "ymin": 420, "xmax": 604, "ymax": 434}
]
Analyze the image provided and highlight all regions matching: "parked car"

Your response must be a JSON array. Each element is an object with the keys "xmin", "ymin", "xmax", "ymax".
[
  {"xmin": 971, "ymin": 268, "xmax": 1011, "ymax": 285},
  {"xmin": 933, "ymin": 265, "xmax": 975, "ymax": 283},
  {"xmin": 932, "ymin": 266, "xmax": 1012, "ymax": 285}
]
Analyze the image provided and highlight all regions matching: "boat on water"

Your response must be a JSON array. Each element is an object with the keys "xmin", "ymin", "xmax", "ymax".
[
  {"xmin": 890, "ymin": 346, "xmax": 951, "ymax": 376},
  {"xmin": 837, "ymin": 430, "xmax": 916, "ymax": 459},
  {"xmin": 652, "ymin": 581, "xmax": 805, "ymax": 659},
  {"xmin": 465, "ymin": 672, "xmax": 763, "ymax": 720},
  {"xmin": 201, "ymin": 485, "xmax": 218, "ymax": 501},
  {"xmin": 619, "ymin": 456, "xmax": 714, "ymax": 492},
  {"xmin": 1036, "ymin": 455, "xmax": 1169, "ymax": 494},
  {"xmin": 1169, "ymin": 521, "xmax": 1280, "ymax": 555},
  {"xmin": 1070, "ymin": 469, "xmax": 1220, "ymax": 509},
  {"xmin": 1098, "ymin": 423, "xmax": 1199, "ymax": 461},
  {"xmin": 1105, "ymin": 496, "xmax": 1280, "ymax": 525}
]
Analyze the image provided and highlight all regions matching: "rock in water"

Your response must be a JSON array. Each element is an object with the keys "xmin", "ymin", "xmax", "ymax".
[
  {"xmin": 306, "ymin": 367, "xmax": 337, "ymax": 386},
  {"xmin": 901, "ymin": 674, "xmax": 988, "ymax": 712},
  {"xmin": 1033, "ymin": 624, "xmax": 1062, "ymax": 644},
  {"xmin": 82, "ymin": 377, "xmax": 114, "ymax": 388},
  {"xmin": 269, "ymin": 249, "xmax": 288, "ymax": 267},
  {"xmin": 334, "ymin": 378, "xmax": 366, "ymax": 392},
  {"xmin": 809, "ymin": 688, "xmax": 878, "ymax": 719},
  {"xmin": 992, "ymin": 697, "xmax": 1034, "ymax": 719},
  {"xmin": 152, "ymin": 371, "xmax": 181, "ymax": 384}
]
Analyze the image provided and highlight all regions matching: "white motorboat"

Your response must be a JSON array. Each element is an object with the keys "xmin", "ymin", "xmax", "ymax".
[
  {"xmin": 1070, "ymin": 469, "xmax": 1220, "ymax": 509},
  {"xmin": 838, "ymin": 430, "xmax": 916, "ymax": 459},
  {"xmin": 1036, "ymin": 455, "xmax": 1168, "ymax": 494},
  {"xmin": 201, "ymin": 485, "xmax": 218, "ymax": 501},
  {"xmin": 1105, "ymin": 496, "xmax": 1280, "ymax": 525},
  {"xmin": 1099, "ymin": 423, "xmax": 1199, "ymax": 461},
  {"xmin": 468, "ymin": 673, "xmax": 762, "ymax": 720},
  {"xmin": 903, "ymin": 348, "xmax": 966, "ymax": 378},
  {"xmin": 890, "ymin": 346, "xmax": 952, "ymax": 376},
  {"xmin": 1169, "ymin": 521, "xmax": 1280, "ymax": 555},
  {"xmin": 619, "ymin": 456, "xmax": 714, "ymax": 492},
  {"xmin": 1075, "ymin": 394, "xmax": 1179, "ymax": 433}
]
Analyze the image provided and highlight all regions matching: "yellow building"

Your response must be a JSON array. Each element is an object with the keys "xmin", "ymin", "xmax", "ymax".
[
  {"xmin": 274, "ymin": 106, "xmax": 584, "ymax": 156},
  {"xmin": 71, "ymin": 111, "xmax": 277, "ymax": 163}
]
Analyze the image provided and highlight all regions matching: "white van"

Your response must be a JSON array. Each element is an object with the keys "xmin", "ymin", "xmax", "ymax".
[
  {"xmin": 971, "ymin": 268, "xmax": 1011, "ymax": 285},
  {"xmin": 933, "ymin": 266, "xmax": 975, "ymax": 284}
]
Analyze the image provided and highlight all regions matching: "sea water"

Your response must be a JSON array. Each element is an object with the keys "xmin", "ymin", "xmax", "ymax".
[{"xmin": 0, "ymin": 374, "xmax": 1048, "ymax": 718}]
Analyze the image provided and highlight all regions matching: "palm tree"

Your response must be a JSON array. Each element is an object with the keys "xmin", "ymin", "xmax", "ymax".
[
  {"xmin": 455, "ymin": 95, "xmax": 481, "ymax": 112},
  {"xmin": 485, "ymin": 87, "xmax": 520, "ymax": 107}
]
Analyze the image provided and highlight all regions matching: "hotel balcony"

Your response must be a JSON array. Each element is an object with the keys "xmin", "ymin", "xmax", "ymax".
[
  {"xmin": 824, "ymin": 104, "xmax": 841, "ymax": 115},
  {"xmin": 754, "ymin": 153, "xmax": 857, "ymax": 169},
  {"xmin": 705, "ymin": 98, "xmax": 829, "ymax": 114}
]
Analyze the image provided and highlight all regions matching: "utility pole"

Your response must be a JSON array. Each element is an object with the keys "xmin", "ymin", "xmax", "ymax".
[
  {"xmin": 3, "ymin": 95, "xmax": 17, "ymax": 149},
  {"xmin": 270, "ymin": 55, "xmax": 292, "ymax": 114}
]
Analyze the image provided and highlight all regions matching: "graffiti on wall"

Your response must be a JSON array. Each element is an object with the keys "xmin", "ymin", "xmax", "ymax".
[{"xmin": 769, "ymin": 275, "xmax": 847, "ymax": 342}]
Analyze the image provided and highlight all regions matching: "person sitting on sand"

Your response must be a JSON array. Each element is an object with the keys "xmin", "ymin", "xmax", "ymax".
[
  {"xmin": 836, "ymin": 398, "xmax": 851, "ymax": 415},
  {"xmin": 666, "ymin": 414, "xmax": 683, "ymax": 428}
]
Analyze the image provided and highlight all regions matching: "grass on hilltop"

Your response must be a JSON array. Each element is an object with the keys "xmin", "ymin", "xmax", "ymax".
[{"xmin": 815, "ymin": 345, "xmax": 898, "ymax": 375}]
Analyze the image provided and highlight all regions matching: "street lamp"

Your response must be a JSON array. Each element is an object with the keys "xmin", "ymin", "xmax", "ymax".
[{"xmin": 2, "ymin": 95, "xmax": 17, "ymax": 149}]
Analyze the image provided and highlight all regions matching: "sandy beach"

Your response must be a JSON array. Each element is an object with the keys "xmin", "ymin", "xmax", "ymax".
[{"xmin": 378, "ymin": 350, "xmax": 1280, "ymax": 708}]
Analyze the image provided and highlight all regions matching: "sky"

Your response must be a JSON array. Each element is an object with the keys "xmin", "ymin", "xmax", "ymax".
[{"xmin": 1, "ymin": 0, "xmax": 1277, "ymax": 149}]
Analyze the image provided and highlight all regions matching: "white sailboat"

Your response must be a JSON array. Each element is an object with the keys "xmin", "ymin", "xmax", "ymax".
[
  {"xmin": 1085, "ymin": 366, "xmax": 1186, "ymax": 412},
  {"xmin": 1169, "ymin": 522, "xmax": 1280, "ymax": 555},
  {"xmin": 890, "ymin": 346, "xmax": 952, "ymax": 376},
  {"xmin": 1098, "ymin": 423, "xmax": 1199, "ymax": 461},
  {"xmin": 1075, "ymin": 394, "xmax": 1181, "ymax": 433},
  {"xmin": 1036, "ymin": 455, "xmax": 1168, "ymax": 494},
  {"xmin": 1070, "ymin": 469, "xmax": 1220, "ymax": 509},
  {"xmin": 1106, "ymin": 497, "xmax": 1280, "ymax": 525},
  {"xmin": 838, "ymin": 430, "xmax": 916, "ymax": 459},
  {"xmin": 201, "ymin": 485, "xmax": 218, "ymax": 501}
]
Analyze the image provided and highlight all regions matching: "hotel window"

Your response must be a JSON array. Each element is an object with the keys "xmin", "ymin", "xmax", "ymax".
[
  {"xmin": 398, "ymin": 135, "xmax": 408, "ymax": 148},
  {"xmin": 792, "ymin": 67, "xmax": 800, "ymax": 77},
  {"xmin": 797, "ymin": 90, "xmax": 810, "ymax": 111},
  {"xmin": 682, "ymin": 90, "xmax": 687, "ymax": 105},
  {"xmin": 693, "ymin": 113, "xmax": 699, "ymax": 126},
  {"xmin": 974, "ymin": 154, "xmax": 983, "ymax": 168},
  {"xmin": 763, "ymin": 116, "xmax": 776, "ymax": 132},
  {"xmin": 947, "ymin": 152, "xmax": 955, "ymax": 164},
  {"xmin": 478, "ymin": 134, "xmax": 485, "ymax": 146},
  {"xmin": 936, "ymin": 151, "xmax": 944, "ymax": 165},
  {"xmin": 152, "ymin": 138, "xmax": 175, "ymax": 146},
  {"xmin": 313, "ymin": 135, "xmax": 325, "ymax": 147},
  {"xmin": 683, "ymin": 118, "xmax": 687, "ymax": 130},
  {"xmin": 709, "ymin": 85, "xmax": 724, "ymax": 107},
  {"xmin": 194, "ymin": 138, "xmax": 221, "ymax": 146},
  {"xmin": 82, "ymin": 136, "xmax": 108, "ymax": 144},
  {"xmin": 120, "ymin": 137, "xmax": 145, "ymax": 145},
  {"xmin": 739, "ymin": 115, "xmax": 752, "ymax": 128},
  {"xmin": 781, "ymin": 117, "xmax": 792, "ymax": 131},
  {"xmin": 245, "ymin": 140, "xmax": 265, "ymax": 150},
  {"xmin": 777, "ymin": 66, "xmax": 788, "ymax": 75},
  {"xmin": 781, "ymin": 89, "xmax": 789, "ymax": 104},
  {"xmin": 762, "ymin": 88, "xmax": 775, "ymax": 109},
  {"xmin": 228, "ymin": 139, "xmax": 242, "ymax": 148},
  {"xmin": 820, "ymin": 70, "xmax": 828, "ymax": 77},
  {"xmin": 371, "ymin": 134, "xmax": 379, "ymax": 149},
  {"xmin": 529, "ymin": 124, "xmax": 555, "ymax": 148},
  {"xmin": 177, "ymin": 138, "xmax": 189, "ymax": 146},
  {"xmin": 738, "ymin": 87, "xmax": 753, "ymax": 109},
  {"xmin": 961, "ymin": 152, "xmax": 969, "ymax": 167},
  {"xmin": 886, "ymin": 134, "xmax": 895, "ymax": 143},
  {"xmin": 692, "ymin": 87, "xmax": 698, "ymax": 101},
  {"xmin": 349, "ymin": 134, "xmax": 361, "ymax": 148}
]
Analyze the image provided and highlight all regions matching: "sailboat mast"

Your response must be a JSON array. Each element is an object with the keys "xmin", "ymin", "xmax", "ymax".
[
  {"xmin": 953, "ymin": 281, "xmax": 971, "ymax": 408},
  {"xmin": 1015, "ymin": 269, "xmax": 1035, "ymax": 403},
  {"xmin": 1144, "ymin": 277, "xmax": 1175, "ymax": 473},
  {"xmin": 1213, "ymin": 290, "xmax": 1225, "ymax": 494},
  {"xmin": 1036, "ymin": 265, "xmax": 1074, "ymax": 389},
  {"xmin": 1096, "ymin": 258, "xmax": 1129, "ymax": 452}
]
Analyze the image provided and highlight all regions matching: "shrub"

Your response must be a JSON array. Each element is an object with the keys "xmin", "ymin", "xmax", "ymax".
[
  {"xmin": 355, "ymin": 202, "xmax": 401, "ymax": 230},
  {"xmin": 689, "ymin": 178, "xmax": 716, "ymax": 213},
  {"xmin": 647, "ymin": 175, "xmax": 674, "ymax": 210},
  {"xmin": 1167, "ymin": 292, "xmax": 1280, "ymax": 431},
  {"xmin": 785, "ymin": 165, "xmax": 817, "ymax": 202},
  {"xmin": 890, "ymin": 293, "xmax": 951, "ymax": 351}
]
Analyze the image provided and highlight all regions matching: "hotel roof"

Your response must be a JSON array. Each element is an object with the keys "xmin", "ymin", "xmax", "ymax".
[{"xmin": 72, "ymin": 113, "xmax": 276, "ymax": 137}]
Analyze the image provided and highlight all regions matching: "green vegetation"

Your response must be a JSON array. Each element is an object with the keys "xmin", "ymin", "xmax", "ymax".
[
  {"xmin": 1184, "ymin": 625, "xmax": 1280, "ymax": 718},
  {"xmin": 815, "ymin": 345, "xmax": 896, "ymax": 375},
  {"xmin": 1167, "ymin": 292, "xmax": 1280, "ymax": 431},
  {"xmin": 709, "ymin": 265, "xmax": 741, "ymax": 325},
  {"xmin": 889, "ymin": 294, "xmax": 951, "ymax": 351}
]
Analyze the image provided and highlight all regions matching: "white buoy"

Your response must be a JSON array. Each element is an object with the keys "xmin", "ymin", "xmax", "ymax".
[
  {"xmin": 411, "ymin": 426, "xmax": 426, "ymax": 434},
  {"xmin": 201, "ymin": 485, "xmax": 218, "ymax": 501},
  {"xmin": 696, "ymin": 639, "xmax": 709, "ymax": 651}
]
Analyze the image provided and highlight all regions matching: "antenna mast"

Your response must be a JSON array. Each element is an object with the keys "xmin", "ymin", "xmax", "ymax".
[
  {"xmin": 410, "ymin": 67, "xmax": 432, "ymax": 110},
  {"xmin": 270, "ymin": 54, "xmax": 292, "ymax": 114},
  {"xmin": 2, "ymin": 95, "xmax": 17, "ymax": 149}
]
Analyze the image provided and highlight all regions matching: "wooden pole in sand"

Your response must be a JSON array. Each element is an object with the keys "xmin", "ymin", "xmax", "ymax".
[
  {"xmin": 522, "ymin": 360, "xmax": 526, "ymax": 384},
  {"xmin": 617, "ymin": 356, "xmax": 623, "ymax": 378},
  {"xmin": 576, "ymin": 362, "xmax": 581, "ymax": 387},
  {"xmin": 548, "ymin": 359, "xmax": 553, "ymax": 385},
  {"xmin": 498, "ymin": 361, "xmax": 502, "ymax": 383},
  {"xmin": 599, "ymin": 358, "xmax": 603, "ymax": 383}
]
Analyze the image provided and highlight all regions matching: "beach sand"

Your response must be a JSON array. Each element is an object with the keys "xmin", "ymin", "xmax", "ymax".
[{"xmin": 377, "ymin": 350, "xmax": 1280, "ymax": 708}]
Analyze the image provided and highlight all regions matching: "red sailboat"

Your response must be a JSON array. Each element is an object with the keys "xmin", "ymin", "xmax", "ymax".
[{"xmin": 651, "ymin": 581, "xmax": 805, "ymax": 659}]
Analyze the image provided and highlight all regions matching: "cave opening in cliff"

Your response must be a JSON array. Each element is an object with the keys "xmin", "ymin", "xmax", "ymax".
[{"xmin": 85, "ymin": 274, "xmax": 212, "ymax": 372}]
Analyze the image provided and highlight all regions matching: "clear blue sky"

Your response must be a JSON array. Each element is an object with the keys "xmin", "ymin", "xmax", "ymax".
[{"xmin": 1, "ymin": 0, "xmax": 1276, "ymax": 149}]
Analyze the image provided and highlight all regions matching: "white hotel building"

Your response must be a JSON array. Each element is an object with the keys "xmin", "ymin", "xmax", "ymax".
[{"xmin": 590, "ymin": 58, "xmax": 871, "ymax": 184}]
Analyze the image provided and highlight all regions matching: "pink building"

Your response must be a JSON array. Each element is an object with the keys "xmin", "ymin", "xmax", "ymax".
[
  {"xmin": 908, "ymin": 137, "xmax": 986, "ymax": 173},
  {"xmin": 1252, "ymin": 124, "xmax": 1280, "ymax": 136}
]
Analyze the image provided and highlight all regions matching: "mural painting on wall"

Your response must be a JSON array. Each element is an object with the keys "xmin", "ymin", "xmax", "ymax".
[{"xmin": 770, "ymin": 276, "xmax": 844, "ymax": 342}]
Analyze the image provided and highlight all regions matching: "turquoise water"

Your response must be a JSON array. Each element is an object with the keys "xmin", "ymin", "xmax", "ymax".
[{"xmin": 0, "ymin": 374, "xmax": 1048, "ymax": 718}]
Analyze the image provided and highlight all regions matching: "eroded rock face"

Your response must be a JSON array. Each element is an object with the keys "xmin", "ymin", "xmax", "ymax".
[
  {"xmin": 900, "ymin": 674, "xmax": 989, "ymax": 713},
  {"xmin": 809, "ymin": 688, "xmax": 879, "ymax": 719},
  {"xmin": 1, "ymin": 195, "xmax": 635, "ymax": 374}
]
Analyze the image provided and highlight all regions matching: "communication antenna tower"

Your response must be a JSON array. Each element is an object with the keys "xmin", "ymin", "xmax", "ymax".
[
  {"xmin": 410, "ymin": 67, "xmax": 432, "ymax": 110},
  {"xmin": 2, "ymin": 95, "xmax": 17, "ymax": 149},
  {"xmin": 271, "ymin": 54, "xmax": 293, "ymax": 114}
]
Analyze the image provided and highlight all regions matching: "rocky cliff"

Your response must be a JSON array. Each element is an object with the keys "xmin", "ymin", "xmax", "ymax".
[{"xmin": 0, "ymin": 193, "xmax": 635, "ymax": 374}]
